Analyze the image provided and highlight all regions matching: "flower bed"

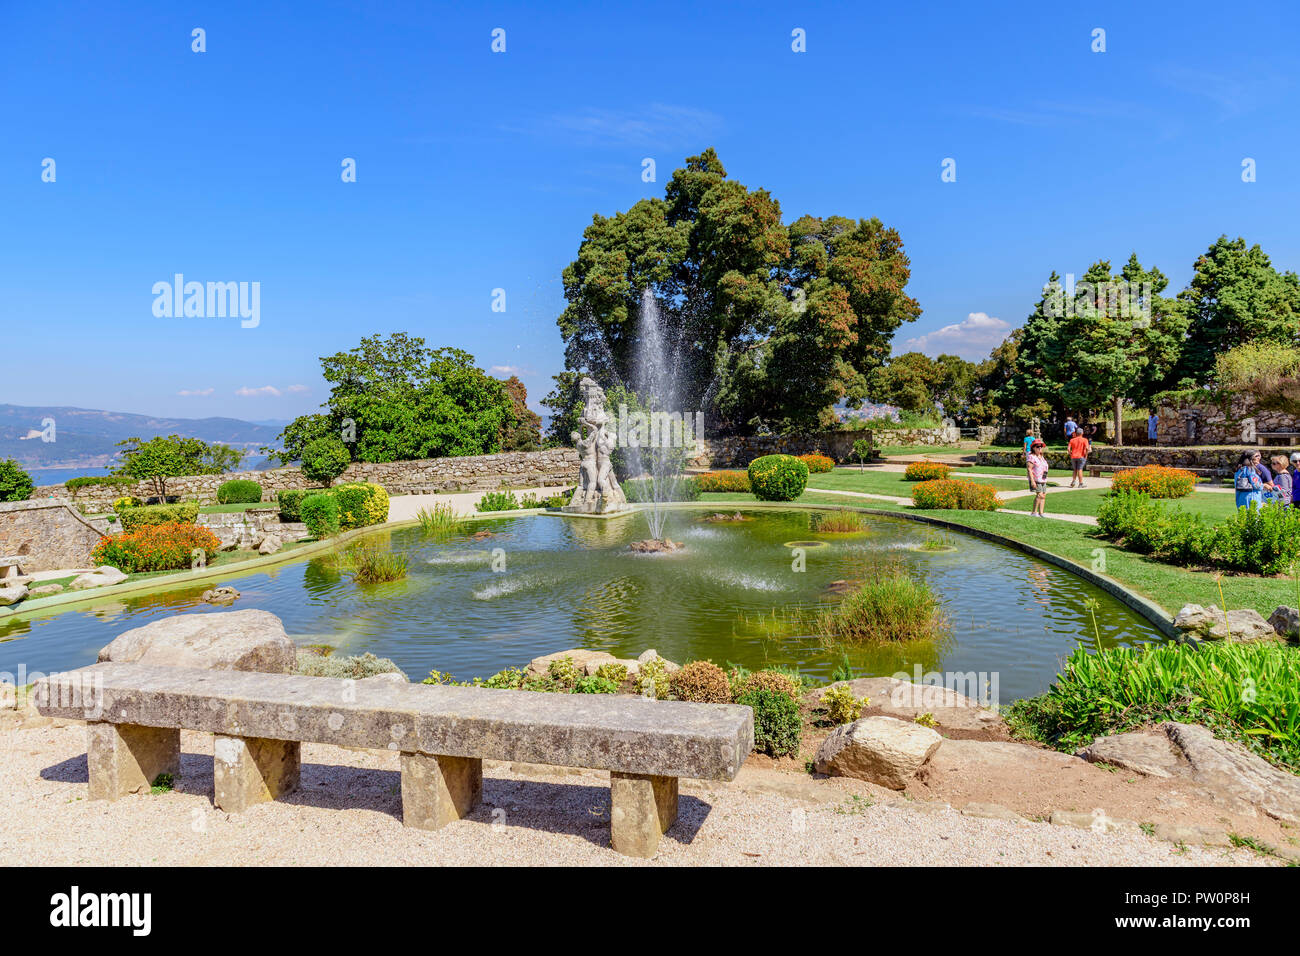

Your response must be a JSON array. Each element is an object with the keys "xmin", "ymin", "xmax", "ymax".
[
  {"xmin": 797, "ymin": 453, "xmax": 835, "ymax": 474},
  {"xmin": 904, "ymin": 461, "xmax": 951, "ymax": 481},
  {"xmin": 92, "ymin": 522, "xmax": 221, "ymax": 573},
  {"xmin": 695, "ymin": 470, "xmax": 752, "ymax": 493},
  {"xmin": 911, "ymin": 479, "xmax": 1000, "ymax": 511},
  {"xmin": 1110, "ymin": 464, "xmax": 1197, "ymax": 499}
]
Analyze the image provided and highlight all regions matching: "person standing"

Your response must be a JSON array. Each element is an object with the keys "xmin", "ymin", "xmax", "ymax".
[
  {"xmin": 1290, "ymin": 452, "xmax": 1300, "ymax": 507},
  {"xmin": 1234, "ymin": 451, "xmax": 1265, "ymax": 510},
  {"xmin": 1068, "ymin": 427, "xmax": 1091, "ymax": 488},
  {"xmin": 1022, "ymin": 428, "xmax": 1035, "ymax": 459},
  {"xmin": 1063, "ymin": 416, "xmax": 1077, "ymax": 440},
  {"xmin": 1270, "ymin": 455, "xmax": 1292, "ymax": 505},
  {"xmin": 1253, "ymin": 450, "xmax": 1274, "ymax": 487},
  {"xmin": 1026, "ymin": 439, "xmax": 1050, "ymax": 517},
  {"xmin": 1147, "ymin": 410, "xmax": 1159, "ymax": 443}
]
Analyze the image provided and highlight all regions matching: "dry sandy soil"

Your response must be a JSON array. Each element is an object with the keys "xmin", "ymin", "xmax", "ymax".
[{"xmin": 1, "ymin": 714, "xmax": 1285, "ymax": 867}]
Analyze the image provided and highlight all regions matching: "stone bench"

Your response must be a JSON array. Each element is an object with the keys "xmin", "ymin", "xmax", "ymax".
[
  {"xmin": 0, "ymin": 557, "xmax": 22, "ymax": 582},
  {"xmin": 1257, "ymin": 432, "xmax": 1300, "ymax": 447},
  {"xmin": 33, "ymin": 662, "xmax": 754, "ymax": 858}
]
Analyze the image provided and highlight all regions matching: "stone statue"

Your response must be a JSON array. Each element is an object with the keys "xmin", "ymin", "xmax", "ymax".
[{"xmin": 564, "ymin": 377, "xmax": 627, "ymax": 514}]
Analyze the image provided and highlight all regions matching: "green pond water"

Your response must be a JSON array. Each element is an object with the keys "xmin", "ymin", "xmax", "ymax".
[{"xmin": 0, "ymin": 508, "xmax": 1166, "ymax": 703}]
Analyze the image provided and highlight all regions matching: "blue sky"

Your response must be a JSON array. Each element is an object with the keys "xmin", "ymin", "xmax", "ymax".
[{"xmin": 2, "ymin": 0, "xmax": 1298, "ymax": 421}]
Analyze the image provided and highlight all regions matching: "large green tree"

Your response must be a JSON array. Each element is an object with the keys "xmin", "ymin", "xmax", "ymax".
[
  {"xmin": 557, "ymin": 149, "xmax": 921, "ymax": 434},
  {"xmin": 868, "ymin": 352, "xmax": 977, "ymax": 418},
  {"xmin": 1174, "ymin": 235, "xmax": 1300, "ymax": 385},
  {"xmin": 271, "ymin": 334, "xmax": 522, "ymax": 465}
]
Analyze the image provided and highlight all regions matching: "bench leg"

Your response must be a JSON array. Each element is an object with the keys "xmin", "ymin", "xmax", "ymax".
[
  {"xmin": 609, "ymin": 772, "xmax": 678, "ymax": 858},
  {"xmin": 400, "ymin": 753, "xmax": 482, "ymax": 830},
  {"xmin": 213, "ymin": 735, "xmax": 300, "ymax": 813},
  {"xmin": 87, "ymin": 722, "xmax": 180, "ymax": 801}
]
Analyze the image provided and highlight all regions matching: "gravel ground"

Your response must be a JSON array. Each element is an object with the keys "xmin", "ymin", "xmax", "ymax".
[{"xmin": 1, "ymin": 721, "xmax": 1276, "ymax": 867}]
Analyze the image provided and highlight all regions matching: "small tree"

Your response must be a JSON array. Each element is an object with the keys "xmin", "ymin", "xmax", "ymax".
[
  {"xmin": 852, "ymin": 438, "xmax": 874, "ymax": 471},
  {"xmin": 112, "ymin": 435, "xmax": 244, "ymax": 500},
  {"xmin": 0, "ymin": 459, "xmax": 34, "ymax": 502},
  {"xmin": 300, "ymin": 437, "xmax": 351, "ymax": 485}
]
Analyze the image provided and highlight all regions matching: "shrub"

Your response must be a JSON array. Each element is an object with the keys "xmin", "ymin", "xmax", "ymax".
[
  {"xmin": 300, "ymin": 436, "xmax": 350, "ymax": 484},
  {"xmin": 278, "ymin": 489, "xmax": 308, "ymax": 522},
  {"xmin": 594, "ymin": 661, "xmax": 629, "ymax": 684},
  {"xmin": 1096, "ymin": 489, "xmax": 1162, "ymax": 541},
  {"xmin": 904, "ymin": 461, "xmax": 950, "ymax": 481},
  {"xmin": 633, "ymin": 658, "xmax": 672, "ymax": 699},
  {"xmin": 747, "ymin": 454, "xmax": 809, "ymax": 502},
  {"xmin": 740, "ymin": 669, "xmax": 801, "ymax": 699},
  {"xmin": 695, "ymin": 470, "xmax": 752, "ymax": 493},
  {"xmin": 117, "ymin": 502, "xmax": 200, "ymax": 532},
  {"xmin": 910, "ymin": 479, "xmax": 1000, "ymax": 511},
  {"xmin": 1006, "ymin": 642, "xmax": 1300, "ymax": 771},
  {"xmin": 814, "ymin": 563, "xmax": 949, "ymax": 644},
  {"xmin": 334, "ymin": 482, "xmax": 389, "ymax": 528},
  {"xmin": 573, "ymin": 675, "xmax": 620, "ymax": 694},
  {"xmin": 294, "ymin": 650, "xmax": 405, "ymax": 680},
  {"xmin": 416, "ymin": 503, "xmax": 462, "ymax": 537},
  {"xmin": 736, "ymin": 688, "xmax": 802, "ymax": 757},
  {"xmin": 483, "ymin": 667, "xmax": 527, "ymax": 689},
  {"xmin": 300, "ymin": 493, "xmax": 341, "ymax": 538},
  {"xmin": 669, "ymin": 660, "xmax": 732, "ymax": 703},
  {"xmin": 91, "ymin": 522, "xmax": 220, "ymax": 572},
  {"xmin": 0, "ymin": 459, "xmax": 34, "ymax": 502},
  {"xmin": 477, "ymin": 490, "xmax": 521, "ymax": 512},
  {"xmin": 546, "ymin": 656, "xmax": 582, "ymax": 688},
  {"xmin": 1110, "ymin": 465, "xmax": 1196, "ymax": 499},
  {"xmin": 216, "ymin": 478, "xmax": 262, "ymax": 505},
  {"xmin": 621, "ymin": 476, "xmax": 701, "ymax": 502},
  {"xmin": 820, "ymin": 683, "xmax": 869, "ymax": 724},
  {"xmin": 1212, "ymin": 503, "xmax": 1300, "ymax": 576},
  {"xmin": 65, "ymin": 475, "xmax": 132, "ymax": 492},
  {"xmin": 797, "ymin": 453, "xmax": 835, "ymax": 474},
  {"xmin": 113, "ymin": 495, "xmax": 143, "ymax": 513},
  {"xmin": 851, "ymin": 438, "xmax": 875, "ymax": 466}
]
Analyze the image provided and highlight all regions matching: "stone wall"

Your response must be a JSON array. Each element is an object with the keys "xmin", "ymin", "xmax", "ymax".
[
  {"xmin": 33, "ymin": 448, "xmax": 581, "ymax": 511},
  {"xmin": 196, "ymin": 510, "xmax": 310, "ymax": 551},
  {"xmin": 976, "ymin": 445, "xmax": 1289, "ymax": 473},
  {"xmin": 1156, "ymin": 394, "xmax": 1300, "ymax": 446},
  {"xmin": 0, "ymin": 499, "xmax": 105, "ymax": 572},
  {"xmin": 871, "ymin": 427, "xmax": 960, "ymax": 447}
]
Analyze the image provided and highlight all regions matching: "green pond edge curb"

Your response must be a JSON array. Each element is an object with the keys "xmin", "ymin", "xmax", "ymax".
[{"xmin": 0, "ymin": 501, "xmax": 1179, "ymax": 642}]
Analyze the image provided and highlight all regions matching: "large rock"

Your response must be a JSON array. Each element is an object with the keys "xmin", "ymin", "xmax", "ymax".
[
  {"xmin": 98, "ymin": 609, "xmax": 295, "ymax": 674},
  {"xmin": 526, "ymin": 648, "xmax": 617, "ymax": 677},
  {"xmin": 1267, "ymin": 606, "xmax": 1299, "ymax": 640},
  {"xmin": 70, "ymin": 566, "xmax": 128, "ymax": 590},
  {"xmin": 1080, "ymin": 721, "xmax": 1300, "ymax": 824},
  {"xmin": 814, "ymin": 716, "xmax": 942, "ymax": 789},
  {"xmin": 257, "ymin": 534, "xmax": 282, "ymax": 555},
  {"xmin": 0, "ymin": 584, "xmax": 28, "ymax": 606},
  {"xmin": 805, "ymin": 677, "xmax": 1003, "ymax": 735},
  {"xmin": 1172, "ymin": 604, "xmax": 1275, "ymax": 642}
]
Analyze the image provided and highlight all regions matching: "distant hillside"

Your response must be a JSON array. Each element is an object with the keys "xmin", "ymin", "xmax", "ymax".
[{"xmin": 0, "ymin": 404, "xmax": 283, "ymax": 470}]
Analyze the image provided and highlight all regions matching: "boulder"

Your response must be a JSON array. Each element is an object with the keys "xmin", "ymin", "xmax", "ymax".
[
  {"xmin": 0, "ymin": 584, "xmax": 28, "ymax": 607},
  {"xmin": 1080, "ymin": 721, "xmax": 1300, "ymax": 824},
  {"xmin": 98, "ymin": 609, "xmax": 296, "ymax": 674},
  {"xmin": 582, "ymin": 657, "xmax": 641, "ymax": 678},
  {"xmin": 257, "ymin": 534, "xmax": 282, "ymax": 555},
  {"xmin": 1172, "ymin": 604, "xmax": 1275, "ymax": 642},
  {"xmin": 1267, "ymin": 605, "xmax": 1300, "ymax": 640},
  {"xmin": 526, "ymin": 648, "xmax": 617, "ymax": 677},
  {"xmin": 805, "ymin": 677, "xmax": 1003, "ymax": 735},
  {"xmin": 70, "ymin": 566, "xmax": 128, "ymax": 590},
  {"xmin": 814, "ymin": 716, "xmax": 942, "ymax": 789},
  {"xmin": 635, "ymin": 649, "xmax": 680, "ymax": 673},
  {"xmin": 28, "ymin": 584, "xmax": 62, "ymax": 597},
  {"xmin": 360, "ymin": 672, "xmax": 409, "ymax": 685},
  {"xmin": 201, "ymin": 586, "xmax": 241, "ymax": 605}
]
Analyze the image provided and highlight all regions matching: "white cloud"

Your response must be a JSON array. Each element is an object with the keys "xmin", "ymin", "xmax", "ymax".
[
  {"xmin": 285, "ymin": 384, "xmax": 310, "ymax": 394},
  {"xmin": 900, "ymin": 312, "xmax": 1012, "ymax": 360},
  {"xmin": 177, "ymin": 387, "xmax": 215, "ymax": 397},
  {"xmin": 235, "ymin": 385, "xmax": 281, "ymax": 397},
  {"xmin": 489, "ymin": 365, "xmax": 530, "ymax": 377},
  {"xmin": 527, "ymin": 103, "xmax": 723, "ymax": 147}
]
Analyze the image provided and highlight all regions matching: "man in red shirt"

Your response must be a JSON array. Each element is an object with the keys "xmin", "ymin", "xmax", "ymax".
[{"xmin": 1068, "ymin": 429, "xmax": 1091, "ymax": 488}]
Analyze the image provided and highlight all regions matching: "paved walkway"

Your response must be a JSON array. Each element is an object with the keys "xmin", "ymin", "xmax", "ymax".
[{"xmin": 386, "ymin": 488, "xmax": 558, "ymax": 523}]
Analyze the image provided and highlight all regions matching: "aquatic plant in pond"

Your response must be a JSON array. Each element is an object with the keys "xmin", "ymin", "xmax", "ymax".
[
  {"xmin": 416, "ymin": 503, "xmax": 462, "ymax": 538},
  {"xmin": 813, "ymin": 561, "xmax": 949, "ymax": 645}
]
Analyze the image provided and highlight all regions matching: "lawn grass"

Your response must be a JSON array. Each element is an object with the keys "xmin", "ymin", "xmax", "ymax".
[
  {"xmin": 876, "ymin": 444, "xmax": 966, "ymax": 456},
  {"xmin": 198, "ymin": 501, "xmax": 275, "ymax": 514},
  {"xmin": 808, "ymin": 469, "xmax": 1028, "ymax": 496}
]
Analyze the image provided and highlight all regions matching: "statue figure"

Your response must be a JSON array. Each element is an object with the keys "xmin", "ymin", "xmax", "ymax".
[{"xmin": 564, "ymin": 377, "xmax": 626, "ymax": 514}]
